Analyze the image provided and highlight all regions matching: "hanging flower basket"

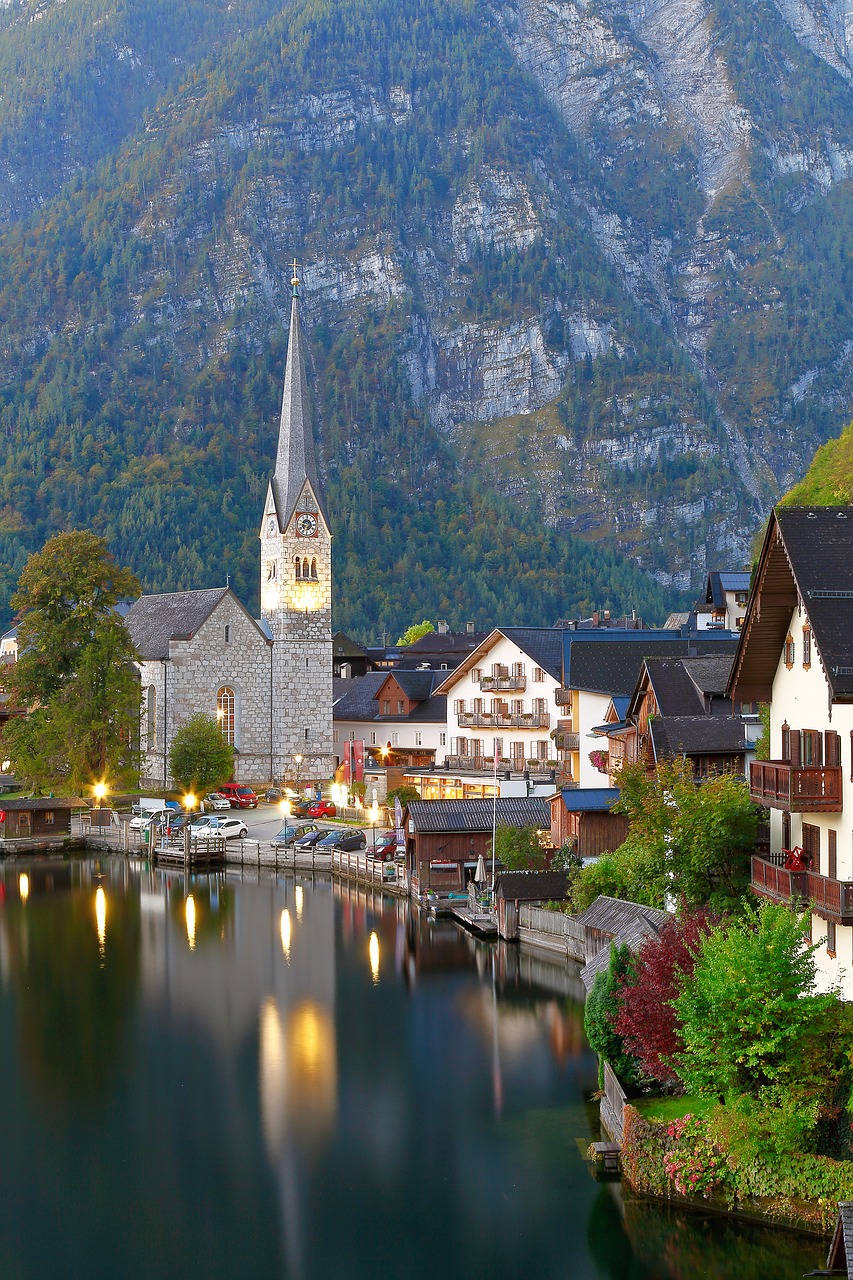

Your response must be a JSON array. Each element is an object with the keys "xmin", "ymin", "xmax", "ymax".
[{"xmin": 589, "ymin": 749, "xmax": 609, "ymax": 773}]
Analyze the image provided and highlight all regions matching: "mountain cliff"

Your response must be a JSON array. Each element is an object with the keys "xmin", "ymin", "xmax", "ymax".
[{"xmin": 1, "ymin": 0, "xmax": 853, "ymax": 637}]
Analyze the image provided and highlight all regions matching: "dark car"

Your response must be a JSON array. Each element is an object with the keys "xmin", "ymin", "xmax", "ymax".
[
  {"xmin": 332, "ymin": 828, "xmax": 367, "ymax": 853},
  {"xmin": 271, "ymin": 821, "xmax": 318, "ymax": 849},
  {"xmin": 292, "ymin": 826, "xmax": 334, "ymax": 850},
  {"xmin": 264, "ymin": 787, "xmax": 284, "ymax": 804},
  {"xmin": 289, "ymin": 798, "xmax": 315, "ymax": 818},
  {"xmin": 367, "ymin": 830, "xmax": 398, "ymax": 861},
  {"xmin": 157, "ymin": 810, "xmax": 190, "ymax": 834}
]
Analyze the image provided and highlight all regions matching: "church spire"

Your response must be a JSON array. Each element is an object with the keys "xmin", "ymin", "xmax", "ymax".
[{"xmin": 271, "ymin": 263, "xmax": 327, "ymax": 531}]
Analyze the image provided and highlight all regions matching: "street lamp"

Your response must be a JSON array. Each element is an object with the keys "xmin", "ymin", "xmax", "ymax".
[
  {"xmin": 279, "ymin": 797, "xmax": 291, "ymax": 836},
  {"xmin": 93, "ymin": 781, "xmax": 107, "ymax": 808},
  {"xmin": 183, "ymin": 792, "xmax": 197, "ymax": 818}
]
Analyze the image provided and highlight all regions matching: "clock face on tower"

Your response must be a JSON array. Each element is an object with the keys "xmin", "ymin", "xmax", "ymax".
[
  {"xmin": 266, "ymin": 516, "xmax": 278, "ymax": 536},
  {"xmin": 295, "ymin": 512, "xmax": 319, "ymax": 538}
]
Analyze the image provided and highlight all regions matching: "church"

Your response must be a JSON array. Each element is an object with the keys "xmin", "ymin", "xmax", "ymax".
[{"xmin": 126, "ymin": 270, "xmax": 335, "ymax": 791}]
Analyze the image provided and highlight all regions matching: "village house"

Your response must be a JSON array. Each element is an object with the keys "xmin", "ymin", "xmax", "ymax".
[
  {"xmin": 333, "ymin": 669, "xmax": 448, "ymax": 770},
  {"xmin": 404, "ymin": 797, "xmax": 551, "ymax": 897},
  {"xmin": 729, "ymin": 506, "xmax": 853, "ymax": 996}
]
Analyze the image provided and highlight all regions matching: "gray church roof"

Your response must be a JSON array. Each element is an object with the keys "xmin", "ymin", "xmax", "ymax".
[
  {"xmin": 126, "ymin": 588, "xmax": 230, "ymax": 659},
  {"xmin": 272, "ymin": 290, "xmax": 329, "ymax": 531}
]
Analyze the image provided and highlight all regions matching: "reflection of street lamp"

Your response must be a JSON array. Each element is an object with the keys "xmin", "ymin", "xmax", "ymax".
[
  {"xmin": 280, "ymin": 797, "xmax": 291, "ymax": 837},
  {"xmin": 93, "ymin": 781, "xmax": 107, "ymax": 808}
]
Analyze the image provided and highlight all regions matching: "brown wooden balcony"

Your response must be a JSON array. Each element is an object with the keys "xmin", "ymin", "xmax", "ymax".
[
  {"xmin": 751, "ymin": 856, "xmax": 853, "ymax": 923},
  {"xmin": 749, "ymin": 760, "xmax": 842, "ymax": 812},
  {"xmin": 554, "ymin": 731, "xmax": 579, "ymax": 751},
  {"xmin": 555, "ymin": 688, "xmax": 572, "ymax": 706}
]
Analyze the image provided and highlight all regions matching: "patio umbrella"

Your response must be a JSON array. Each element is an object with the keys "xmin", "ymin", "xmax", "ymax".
[{"xmin": 474, "ymin": 854, "xmax": 487, "ymax": 883}]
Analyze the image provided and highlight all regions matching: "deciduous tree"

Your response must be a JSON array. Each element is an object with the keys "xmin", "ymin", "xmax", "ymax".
[
  {"xmin": 168, "ymin": 712, "xmax": 234, "ymax": 795},
  {"xmin": 2, "ymin": 531, "xmax": 141, "ymax": 792}
]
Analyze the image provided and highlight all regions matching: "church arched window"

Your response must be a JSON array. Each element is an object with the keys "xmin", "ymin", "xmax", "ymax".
[
  {"xmin": 302, "ymin": 558, "xmax": 310, "ymax": 578},
  {"xmin": 294, "ymin": 557, "xmax": 301, "ymax": 580},
  {"xmin": 217, "ymin": 686, "xmax": 236, "ymax": 746},
  {"xmin": 145, "ymin": 685, "xmax": 156, "ymax": 749},
  {"xmin": 311, "ymin": 558, "xmax": 318, "ymax": 580}
]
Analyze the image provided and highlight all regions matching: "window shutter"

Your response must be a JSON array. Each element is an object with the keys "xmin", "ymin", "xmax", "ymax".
[
  {"xmin": 829, "ymin": 829, "xmax": 837, "ymax": 880},
  {"xmin": 781, "ymin": 723, "xmax": 790, "ymax": 761},
  {"xmin": 790, "ymin": 731, "xmax": 800, "ymax": 768},
  {"xmin": 825, "ymin": 730, "xmax": 840, "ymax": 766}
]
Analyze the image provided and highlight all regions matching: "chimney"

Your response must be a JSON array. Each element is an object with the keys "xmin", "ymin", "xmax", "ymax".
[
  {"xmin": 592, "ymin": 610, "xmax": 600, "ymax": 627},
  {"xmin": 438, "ymin": 620, "xmax": 448, "ymax": 634},
  {"xmin": 603, "ymin": 609, "xmax": 610, "ymax": 622},
  {"xmin": 466, "ymin": 621, "xmax": 474, "ymax": 634}
]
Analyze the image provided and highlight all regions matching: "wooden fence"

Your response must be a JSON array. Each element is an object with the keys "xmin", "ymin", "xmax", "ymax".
[
  {"xmin": 518, "ymin": 904, "xmax": 586, "ymax": 960},
  {"xmin": 600, "ymin": 1059, "xmax": 627, "ymax": 1144}
]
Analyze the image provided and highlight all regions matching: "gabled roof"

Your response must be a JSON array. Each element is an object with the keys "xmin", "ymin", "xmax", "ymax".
[
  {"xmin": 567, "ymin": 636, "xmax": 737, "ymax": 697},
  {"xmin": 332, "ymin": 673, "xmax": 446, "ymax": 723},
  {"xmin": 706, "ymin": 570, "xmax": 750, "ymax": 607},
  {"xmin": 730, "ymin": 506, "xmax": 853, "ymax": 703},
  {"xmin": 643, "ymin": 659, "xmax": 706, "ymax": 716},
  {"xmin": 406, "ymin": 798, "xmax": 550, "ymax": 832},
  {"xmin": 682, "ymin": 653, "xmax": 734, "ymax": 696},
  {"xmin": 333, "ymin": 632, "xmax": 367, "ymax": 659},
  {"xmin": 403, "ymin": 630, "xmax": 487, "ymax": 655},
  {"xmin": 495, "ymin": 870, "xmax": 571, "ymax": 901},
  {"xmin": 432, "ymin": 627, "xmax": 562, "ymax": 694},
  {"xmin": 126, "ymin": 587, "xmax": 242, "ymax": 660},
  {"xmin": 650, "ymin": 716, "xmax": 746, "ymax": 760},
  {"xmin": 382, "ymin": 669, "xmax": 440, "ymax": 701},
  {"xmin": 270, "ymin": 291, "xmax": 328, "ymax": 531}
]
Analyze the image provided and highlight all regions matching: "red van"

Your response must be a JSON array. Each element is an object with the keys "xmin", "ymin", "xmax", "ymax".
[{"xmin": 219, "ymin": 783, "xmax": 258, "ymax": 809}]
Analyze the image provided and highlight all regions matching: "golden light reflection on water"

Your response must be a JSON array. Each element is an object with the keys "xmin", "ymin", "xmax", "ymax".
[
  {"xmin": 95, "ymin": 886, "xmax": 106, "ymax": 962},
  {"xmin": 280, "ymin": 908, "xmax": 292, "ymax": 961},
  {"xmin": 294, "ymin": 885, "xmax": 303, "ymax": 921},
  {"xmin": 259, "ymin": 996, "xmax": 337, "ymax": 1159},
  {"xmin": 18, "ymin": 874, "xmax": 28, "ymax": 903},
  {"xmin": 368, "ymin": 931, "xmax": 380, "ymax": 984},
  {"xmin": 185, "ymin": 895, "xmax": 196, "ymax": 951}
]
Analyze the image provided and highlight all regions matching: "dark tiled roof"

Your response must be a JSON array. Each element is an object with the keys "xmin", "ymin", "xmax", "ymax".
[
  {"xmin": 272, "ymin": 294, "xmax": 328, "ymax": 530},
  {"xmin": 826, "ymin": 1201, "xmax": 853, "ymax": 1277},
  {"xmin": 682, "ymin": 653, "xmax": 734, "ymax": 696},
  {"xmin": 407, "ymin": 798, "xmax": 550, "ymax": 832},
  {"xmin": 404, "ymin": 631, "xmax": 487, "ymax": 654},
  {"xmin": 650, "ymin": 716, "xmax": 746, "ymax": 758},
  {"xmin": 2, "ymin": 797, "xmax": 74, "ymax": 811},
  {"xmin": 718, "ymin": 571, "xmax": 750, "ymax": 592},
  {"xmin": 500, "ymin": 628, "xmax": 563, "ymax": 680},
  {"xmin": 581, "ymin": 914, "xmax": 667, "ymax": 989},
  {"xmin": 392, "ymin": 669, "xmax": 440, "ymax": 701},
  {"xmin": 332, "ymin": 673, "xmax": 446, "ymax": 723},
  {"xmin": 496, "ymin": 870, "xmax": 571, "ymax": 901},
  {"xmin": 706, "ymin": 570, "xmax": 750, "ymax": 607},
  {"xmin": 568, "ymin": 637, "xmax": 738, "ymax": 696},
  {"xmin": 126, "ymin": 588, "xmax": 231, "ymax": 660},
  {"xmin": 778, "ymin": 507, "xmax": 853, "ymax": 699},
  {"xmin": 645, "ymin": 659, "xmax": 706, "ymax": 715},
  {"xmin": 560, "ymin": 788, "xmax": 620, "ymax": 812}
]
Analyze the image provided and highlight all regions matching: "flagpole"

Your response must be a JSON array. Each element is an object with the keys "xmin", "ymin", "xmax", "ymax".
[{"xmin": 491, "ymin": 743, "xmax": 498, "ymax": 905}]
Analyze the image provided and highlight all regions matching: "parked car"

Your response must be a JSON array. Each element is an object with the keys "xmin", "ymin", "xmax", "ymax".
[
  {"xmin": 307, "ymin": 799, "xmax": 337, "ymax": 818},
  {"xmin": 218, "ymin": 783, "xmax": 258, "ymax": 809},
  {"xmin": 290, "ymin": 798, "xmax": 315, "ymax": 818},
  {"xmin": 264, "ymin": 787, "xmax": 284, "ymax": 804},
  {"xmin": 271, "ymin": 821, "xmax": 319, "ymax": 849},
  {"xmin": 190, "ymin": 815, "xmax": 249, "ymax": 840},
  {"xmin": 367, "ymin": 830, "xmax": 398, "ymax": 861},
  {"xmin": 204, "ymin": 792, "xmax": 231, "ymax": 811},
  {"xmin": 315, "ymin": 827, "xmax": 366, "ymax": 853},
  {"xmin": 157, "ymin": 811, "xmax": 190, "ymax": 834},
  {"xmin": 292, "ymin": 826, "xmax": 335, "ymax": 850}
]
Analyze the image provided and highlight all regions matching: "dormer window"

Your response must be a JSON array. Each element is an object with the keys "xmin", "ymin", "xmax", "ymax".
[{"xmin": 784, "ymin": 634, "xmax": 795, "ymax": 668}]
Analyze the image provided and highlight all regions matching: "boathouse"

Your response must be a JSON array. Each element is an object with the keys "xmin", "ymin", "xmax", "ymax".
[{"xmin": 404, "ymin": 797, "xmax": 551, "ymax": 896}]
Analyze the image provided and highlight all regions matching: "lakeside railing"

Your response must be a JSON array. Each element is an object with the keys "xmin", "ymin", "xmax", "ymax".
[
  {"xmin": 601, "ymin": 1059, "xmax": 627, "ymax": 1144},
  {"xmin": 518, "ymin": 904, "xmax": 586, "ymax": 960}
]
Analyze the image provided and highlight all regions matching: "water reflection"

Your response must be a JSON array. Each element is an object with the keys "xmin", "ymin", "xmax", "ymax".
[{"xmin": 0, "ymin": 861, "xmax": 829, "ymax": 1280}]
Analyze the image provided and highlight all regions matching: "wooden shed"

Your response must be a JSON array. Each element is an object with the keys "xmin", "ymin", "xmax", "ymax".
[
  {"xmin": 549, "ymin": 788, "xmax": 629, "ymax": 858},
  {"xmin": 0, "ymin": 797, "xmax": 73, "ymax": 840},
  {"xmin": 494, "ymin": 870, "xmax": 571, "ymax": 940},
  {"xmin": 405, "ymin": 798, "xmax": 551, "ymax": 897}
]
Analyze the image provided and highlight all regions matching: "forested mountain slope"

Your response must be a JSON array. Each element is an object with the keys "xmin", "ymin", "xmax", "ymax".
[{"xmin": 0, "ymin": 0, "xmax": 852, "ymax": 638}]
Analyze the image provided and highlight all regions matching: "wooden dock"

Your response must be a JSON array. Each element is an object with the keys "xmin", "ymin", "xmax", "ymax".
[
  {"xmin": 153, "ymin": 835, "xmax": 227, "ymax": 870},
  {"xmin": 451, "ymin": 906, "xmax": 498, "ymax": 937}
]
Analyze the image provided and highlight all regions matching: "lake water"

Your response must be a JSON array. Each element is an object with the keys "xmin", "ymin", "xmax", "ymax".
[{"xmin": 0, "ymin": 857, "xmax": 823, "ymax": 1279}]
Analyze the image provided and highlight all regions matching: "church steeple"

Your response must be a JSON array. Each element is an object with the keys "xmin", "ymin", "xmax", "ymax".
[{"xmin": 270, "ymin": 264, "xmax": 328, "ymax": 532}]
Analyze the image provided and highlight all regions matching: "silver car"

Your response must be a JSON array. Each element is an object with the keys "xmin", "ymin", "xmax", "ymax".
[
  {"xmin": 190, "ymin": 815, "xmax": 248, "ymax": 840},
  {"xmin": 203, "ymin": 793, "xmax": 231, "ymax": 811}
]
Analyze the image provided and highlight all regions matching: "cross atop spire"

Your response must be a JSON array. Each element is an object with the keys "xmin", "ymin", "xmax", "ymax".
[{"xmin": 269, "ymin": 274, "xmax": 328, "ymax": 532}]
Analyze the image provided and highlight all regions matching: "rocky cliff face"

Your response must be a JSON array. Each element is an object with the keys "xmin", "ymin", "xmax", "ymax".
[{"xmin": 1, "ymin": 0, "xmax": 853, "ymax": 619}]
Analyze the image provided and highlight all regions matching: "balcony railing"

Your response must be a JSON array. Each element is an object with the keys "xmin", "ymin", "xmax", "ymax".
[
  {"xmin": 554, "ymin": 731, "xmax": 579, "ymax": 751},
  {"xmin": 749, "ymin": 760, "xmax": 842, "ymax": 812},
  {"xmin": 751, "ymin": 856, "xmax": 853, "ymax": 923},
  {"xmin": 443, "ymin": 755, "xmax": 554, "ymax": 776},
  {"xmin": 480, "ymin": 674, "xmax": 526, "ymax": 692},
  {"xmin": 457, "ymin": 712, "xmax": 550, "ymax": 729},
  {"xmin": 555, "ymin": 688, "xmax": 572, "ymax": 706}
]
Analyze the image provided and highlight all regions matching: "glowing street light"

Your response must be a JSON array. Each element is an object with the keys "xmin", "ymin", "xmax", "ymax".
[
  {"xmin": 93, "ymin": 781, "xmax": 107, "ymax": 808},
  {"xmin": 183, "ymin": 792, "xmax": 197, "ymax": 815}
]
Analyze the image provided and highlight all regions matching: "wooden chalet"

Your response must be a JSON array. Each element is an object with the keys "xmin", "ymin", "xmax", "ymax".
[
  {"xmin": 0, "ymin": 797, "xmax": 73, "ymax": 840},
  {"xmin": 404, "ymin": 797, "xmax": 551, "ymax": 896},
  {"xmin": 549, "ymin": 788, "xmax": 629, "ymax": 859}
]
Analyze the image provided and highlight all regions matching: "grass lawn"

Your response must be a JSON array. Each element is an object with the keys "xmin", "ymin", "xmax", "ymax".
[{"xmin": 632, "ymin": 1095, "xmax": 716, "ymax": 1122}]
